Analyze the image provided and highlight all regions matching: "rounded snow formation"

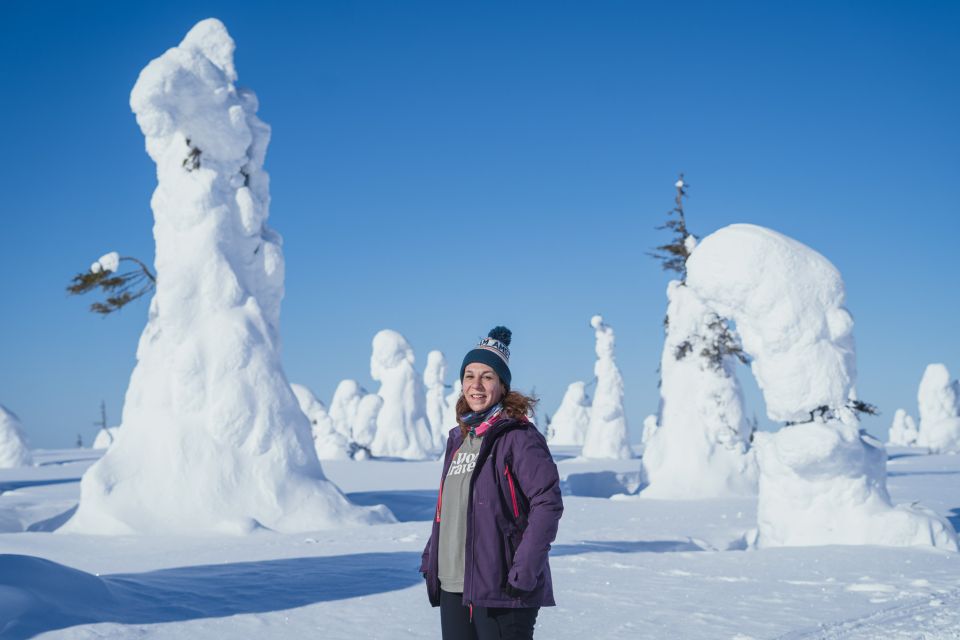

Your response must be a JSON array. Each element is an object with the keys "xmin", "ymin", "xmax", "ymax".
[
  {"xmin": 580, "ymin": 316, "xmax": 632, "ymax": 459},
  {"xmin": 686, "ymin": 224, "xmax": 856, "ymax": 423},
  {"xmin": 916, "ymin": 364, "xmax": 960, "ymax": 453},
  {"xmin": 291, "ymin": 383, "xmax": 351, "ymax": 460},
  {"xmin": 369, "ymin": 330, "xmax": 433, "ymax": 459},
  {"xmin": 754, "ymin": 422, "xmax": 957, "ymax": 550},
  {"xmin": 642, "ymin": 282, "xmax": 757, "ymax": 498},
  {"xmin": 0, "ymin": 405, "xmax": 33, "ymax": 468},
  {"xmin": 547, "ymin": 382, "xmax": 591, "ymax": 446},
  {"xmin": 63, "ymin": 19, "xmax": 391, "ymax": 534}
]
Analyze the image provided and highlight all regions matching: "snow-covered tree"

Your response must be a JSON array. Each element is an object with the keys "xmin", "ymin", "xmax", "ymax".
[
  {"xmin": 62, "ymin": 19, "xmax": 391, "ymax": 534},
  {"xmin": 369, "ymin": 330, "xmax": 433, "ymax": 459},
  {"xmin": 0, "ymin": 405, "xmax": 33, "ymax": 468},
  {"xmin": 329, "ymin": 380, "xmax": 368, "ymax": 441},
  {"xmin": 291, "ymin": 383, "xmax": 351, "ymax": 460},
  {"xmin": 423, "ymin": 350, "xmax": 450, "ymax": 451},
  {"xmin": 92, "ymin": 427, "xmax": 120, "ymax": 450},
  {"xmin": 444, "ymin": 380, "xmax": 462, "ymax": 430},
  {"xmin": 546, "ymin": 381, "xmax": 591, "ymax": 446},
  {"xmin": 915, "ymin": 363, "xmax": 960, "ymax": 453},
  {"xmin": 642, "ymin": 281, "xmax": 757, "ymax": 498},
  {"xmin": 581, "ymin": 316, "xmax": 632, "ymax": 459},
  {"xmin": 887, "ymin": 408, "xmax": 919, "ymax": 446},
  {"xmin": 640, "ymin": 414, "xmax": 658, "ymax": 445},
  {"xmin": 686, "ymin": 223, "xmax": 956, "ymax": 550}
]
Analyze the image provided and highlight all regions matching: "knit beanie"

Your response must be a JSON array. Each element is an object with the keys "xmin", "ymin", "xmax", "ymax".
[{"xmin": 460, "ymin": 326, "xmax": 512, "ymax": 389}]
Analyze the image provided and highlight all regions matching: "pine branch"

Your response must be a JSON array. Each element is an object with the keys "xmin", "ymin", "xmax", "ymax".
[{"xmin": 67, "ymin": 256, "xmax": 157, "ymax": 316}]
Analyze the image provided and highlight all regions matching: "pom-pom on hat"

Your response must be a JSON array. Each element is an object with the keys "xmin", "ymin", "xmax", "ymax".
[{"xmin": 460, "ymin": 326, "xmax": 512, "ymax": 388}]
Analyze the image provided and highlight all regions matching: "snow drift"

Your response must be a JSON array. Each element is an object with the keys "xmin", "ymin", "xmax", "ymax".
[
  {"xmin": 62, "ymin": 19, "xmax": 391, "ymax": 534},
  {"xmin": 369, "ymin": 330, "xmax": 432, "ymax": 459},
  {"xmin": 581, "ymin": 316, "xmax": 631, "ymax": 459},
  {"xmin": 685, "ymin": 224, "xmax": 956, "ymax": 549},
  {"xmin": 0, "ymin": 405, "xmax": 32, "ymax": 468}
]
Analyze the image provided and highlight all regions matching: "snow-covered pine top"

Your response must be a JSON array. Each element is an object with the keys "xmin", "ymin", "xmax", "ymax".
[
  {"xmin": 424, "ymin": 351, "xmax": 447, "ymax": 388},
  {"xmin": 590, "ymin": 315, "xmax": 615, "ymax": 359},
  {"xmin": 686, "ymin": 224, "xmax": 856, "ymax": 423},
  {"xmin": 90, "ymin": 251, "xmax": 120, "ymax": 274}
]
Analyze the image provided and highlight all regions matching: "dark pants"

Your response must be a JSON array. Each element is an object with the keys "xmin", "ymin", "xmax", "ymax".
[{"xmin": 440, "ymin": 589, "xmax": 539, "ymax": 640}]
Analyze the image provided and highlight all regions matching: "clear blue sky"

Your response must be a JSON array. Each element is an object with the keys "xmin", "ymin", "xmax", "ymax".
[{"xmin": 1, "ymin": 0, "xmax": 957, "ymax": 448}]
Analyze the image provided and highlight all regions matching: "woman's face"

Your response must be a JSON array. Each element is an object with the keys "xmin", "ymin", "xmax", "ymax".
[{"xmin": 462, "ymin": 362, "xmax": 504, "ymax": 413}]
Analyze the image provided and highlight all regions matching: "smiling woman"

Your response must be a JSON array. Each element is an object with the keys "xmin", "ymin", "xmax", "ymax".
[{"xmin": 421, "ymin": 327, "xmax": 563, "ymax": 640}]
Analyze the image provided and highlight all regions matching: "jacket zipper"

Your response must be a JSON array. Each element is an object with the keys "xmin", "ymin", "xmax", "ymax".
[{"xmin": 504, "ymin": 463, "xmax": 519, "ymax": 518}]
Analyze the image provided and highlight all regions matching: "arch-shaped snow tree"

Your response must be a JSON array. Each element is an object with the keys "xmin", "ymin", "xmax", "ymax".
[{"xmin": 685, "ymin": 224, "xmax": 956, "ymax": 549}]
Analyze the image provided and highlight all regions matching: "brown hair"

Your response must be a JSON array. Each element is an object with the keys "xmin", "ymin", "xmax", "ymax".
[{"xmin": 456, "ymin": 387, "xmax": 539, "ymax": 438}]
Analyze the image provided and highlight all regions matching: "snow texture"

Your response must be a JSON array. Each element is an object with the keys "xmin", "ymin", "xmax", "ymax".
[
  {"xmin": 687, "ymin": 224, "xmax": 956, "ymax": 549},
  {"xmin": 642, "ymin": 281, "xmax": 757, "ymax": 498},
  {"xmin": 92, "ymin": 427, "xmax": 120, "ymax": 450},
  {"xmin": 290, "ymin": 384, "xmax": 350, "ymax": 460},
  {"xmin": 62, "ymin": 19, "xmax": 391, "ymax": 534},
  {"xmin": 90, "ymin": 252, "xmax": 120, "ymax": 274},
  {"xmin": 0, "ymin": 405, "xmax": 32, "ymax": 468},
  {"xmin": 580, "ymin": 316, "xmax": 631, "ymax": 459},
  {"xmin": 369, "ymin": 330, "xmax": 432, "ymax": 459},
  {"xmin": 423, "ymin": 350, "xmax": 449, "ymax": 451},
  {"xmin": 915, "ymin": 363, "xmax": 960, "ymax": 453},
  {"xmin": 546, "ymin": 382, "xmax": 591, "ymax": 446},
  {"xmin": 887, "ymin": 409, "xmax": 919, "ymax": 447}
]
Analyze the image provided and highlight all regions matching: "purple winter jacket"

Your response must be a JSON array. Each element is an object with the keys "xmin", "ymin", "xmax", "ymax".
[{"xmin": 420, "ymin": 416, "xmax": 563, "ymax": 608}]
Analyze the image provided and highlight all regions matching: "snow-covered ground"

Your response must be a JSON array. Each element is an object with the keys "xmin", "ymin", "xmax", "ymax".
[{"xmin": 1, "ymin": 445, "xmax": 958, "ymax": 639}]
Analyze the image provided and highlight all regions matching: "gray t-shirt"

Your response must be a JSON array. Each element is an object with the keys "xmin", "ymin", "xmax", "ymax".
[{"xmin": 438, "ymin": 433, "xmax": 483, "ymax": 593}]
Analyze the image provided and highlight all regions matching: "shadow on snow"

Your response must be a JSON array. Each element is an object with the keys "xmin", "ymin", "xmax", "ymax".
[
  {"xmin": 0, "ymin": 551, "xmax": 422, "ymax": 639},
  {"xmin": 347, "ymin": 490, "xmax": 437, "ymax": 522}
]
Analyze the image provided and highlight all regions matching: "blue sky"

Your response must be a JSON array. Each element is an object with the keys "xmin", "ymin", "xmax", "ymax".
[{"xmin": 1, "ymin": 1, "xmax": 958, "ymax": 448}]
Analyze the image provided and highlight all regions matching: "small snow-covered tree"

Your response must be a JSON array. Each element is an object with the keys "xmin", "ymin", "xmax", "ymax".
[
  {"xmin": 647, "ymin": 174, "xmax": 695, "ymax": 280},
  {"xmin": 887, "ymin": 408, "xmax": 919, "ymax": 446},
  {"xmin": 369, "ymin": 330, "xmax": 433, "ymax": 459},
  {"xmin": 291, "ymin": 383, "xmax": 351, "ymax": 460},
  {"xmin": 581, "ymin": 316, "xmax": 631, "ymax": 459},
  {"xmin": 546, "ymin": 381, "xmax": 591, "ymax": 446},
  {"xmin": 915, "ymin": 363, "xmax": 960, "ymax": 453},
  {"xmin": 423, "ymin": 350, "xmax": 450, "ymax": 451},
  {"xmin": 0, "ymin": 404, "xmax": 33, "ymax": 468}
]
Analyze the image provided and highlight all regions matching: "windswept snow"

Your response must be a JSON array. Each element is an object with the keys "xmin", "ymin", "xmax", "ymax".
[
  {"xmin": 61, "ymin": 19, "xmax": 391, "ymax": 535},
  {"xmin": 581, "ymin": 316, "xmax": 631, "ymax": 459},
  {"xmin": 369, "ymin": 330, "xmax": 432, "ymax": 459},
  {"xmin": 547, "ymin": 382, "xmax": 591, "ymax": 446},
  {"xmin": 0, "ymin": 405, "xmax": 32, "ymax": 468},
  {"xmin": 915, "ymin": 363, "xmax": 960, "ymax": 453},
  {"xmin": 686, "ymin": 224, "xmax": 957, "ymax": 550}
]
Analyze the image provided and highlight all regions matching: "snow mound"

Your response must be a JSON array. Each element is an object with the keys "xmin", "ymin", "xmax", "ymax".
[
  {"xmin": 62, "ymin": 19, "xmax": 391, "ymax": 534},
  {"xmin": 547, "ymin": 382, "xmax": 591, "ymax": 446},
  {"xmin": 291, "ymin": 383, "xmax": 351, "ymax": 460},
  {"xmin": 887, "ymin": 409, "xmax": 918, "ymax": 447},
  {"xmin": 687, "ymin": 224, "xmax": 956, "ymax": 549},
  {"xmin": 92, "ymin": 426, "xmax": 120, "ymax": 450},
  {"xmin": 916, "ymin": 364, "xmax": 960, "ymax": 453},
  {"xmin": 754, "ymin": 423, "xmax": 957, "ymax": 549},
  {"xmin": 581, "ymin": 316, "xmax": 631, "ymax": 459},
  {"xmin": 0, "ymin": 405, "xmax": 33, "ymax": 468},
  {"xmin": 642, "ymin": 281, "xmax": 757, "ymax": 498},
  {"xmin": 370, "ymin": 330, "xmax": 432, "ymax": 459}
]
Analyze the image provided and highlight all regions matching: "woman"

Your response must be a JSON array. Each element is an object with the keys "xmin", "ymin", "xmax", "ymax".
[{"xmin": 421, "ymin": 326, "xmax": 563, "ymax": 640}]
